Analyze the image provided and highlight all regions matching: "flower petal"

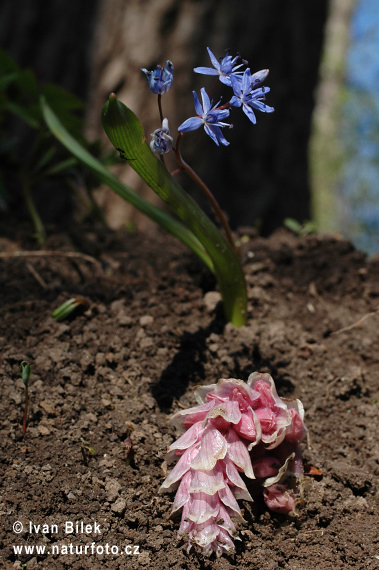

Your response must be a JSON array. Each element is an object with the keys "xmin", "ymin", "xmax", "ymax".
[
  {"xmin": 189, "ymin": 463, "xmax": 226, "ymax": 495},
  {"xmin": 205, "ymin": 125, "xmax": 230, "ymax": 146},
  {"xmin": 171, "ymin": 470, "xmax": 192, "ymax": 513},
  {"xmin": 193, "ymin": 90, "xmax": 204, "ymax": 117},
  {"xmin": 191, "ymin": 425, "xmax": 227, "ymax": 471},
  {"xmin": 234, "ymin": 406, "xmax": 261, "ymax": 444},
  {"xmin": 194, "ymin": 383, "xmax": 217, "ymax": 404},
  {"xmin": 193, "ymin": 66, "xmax": 219, "ymax": 76},
  {"xmin": 204, "ymin": 124, "xmax": 220, "ymax": 146},
  {"xmin": 225, "ymin": 428, "xmax": 255, "ymax": 478},
  {"xmin": 206, "ymin": 47, "xmax": 220, "ymax": 71},
  {"xmin": 263, "ymin": 483, "xmax": 295, "ymax": 515},
  {"xmin": 218, "ymin": 484, "xmax": 243, "ymax": 517},
  {"xmin": 207, "ymin": 400, "xmax": 242, "ymax": 425},
  {"xmin": 242, "ymin": 103, "xmax": 257, "ymax": 124},
  {"xmin": 223, "ymin": 457, "xmax": 253, "ymax": 501},
  {"xmin": 187, "ymin": 492, "xmax": 220, "ymax": 524},
  {"xmin": 171, "ymin": 400, "xmax": 215, "ymax": 431},
  {"xmin": 262, "ymin": 452, "xmax": 295, "ymax": 487},
  {"xmin": 178, "ymin": 116, "xmax": 203, "ymax": 132},
  {"xmin": 168, "ymin": 421, "xmax": 203, "ymax": 453},
  {"xmin": 200, "ymin": 87, "xmax": 211, "ymax": 115},
  {"xmin": 250, "ymin": 69, "xmax": 269, "ymax": 87},
  {"xmin": 249, "ymin": 100, "xmax": 275, "ymax": 114},
  {"xmin": 242, "ymin": 68, "xmax": 252, "ymax": 94},
  {"xmin": 160, "ymin": 445, "xmax": 199, "ymax": 492}
]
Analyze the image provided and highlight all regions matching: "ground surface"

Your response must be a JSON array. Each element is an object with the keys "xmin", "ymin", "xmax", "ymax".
[{"xmin": 0, "ymin": 223, "xmax": 378, "ymax": 570}]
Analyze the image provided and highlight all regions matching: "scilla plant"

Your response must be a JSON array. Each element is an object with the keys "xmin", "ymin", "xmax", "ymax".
[
  {"xmin": 100, "ymin": 48, "xmax": 274, "ymax": 327},
  {"xmin": 43, "ymin": 47, "xmax": 274, "ymax": 327}
]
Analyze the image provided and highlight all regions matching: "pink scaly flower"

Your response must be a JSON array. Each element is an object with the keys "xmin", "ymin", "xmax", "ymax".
[{"xmin": 160, "ymin": 373, "xmax": 306, "ymax": 557}]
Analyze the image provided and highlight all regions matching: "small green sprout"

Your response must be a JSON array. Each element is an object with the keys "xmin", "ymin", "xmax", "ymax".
[
  {"xmin": 80, "ymin": 437, "xmax": 97, "ymax": 466},
  {"xmin": 52, "ymin": 297, "xmax": 89, "ymax": 321},
  {"xmin": 20, "ymin": 361, "xmax": 31, "ymax": 434},
  {"xmin": 284, "ymin": 218, "xmax": 317, "ymax": 238}
]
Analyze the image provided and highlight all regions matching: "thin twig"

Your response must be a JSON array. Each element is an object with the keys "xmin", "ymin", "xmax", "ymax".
[
  {"xmin": 0, "ymin": 250, "xmax": 103, "ymax": 271},
  {"xmin": 331, "ymin": 309, "xmax": 379, "ymax": 335},
  {"xmin": 26, "ymin": 262, "xmax": 48, "ymax": 288}
]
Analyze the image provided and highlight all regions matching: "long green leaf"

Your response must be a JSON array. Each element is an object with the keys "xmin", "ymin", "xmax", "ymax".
[
  {"xmin": 40, "ymin": 97, "xmax": 213, "ymax": 272},
  {"xmin": 101, "ymin": 94, "xmax": 247, "ymax": 326}
]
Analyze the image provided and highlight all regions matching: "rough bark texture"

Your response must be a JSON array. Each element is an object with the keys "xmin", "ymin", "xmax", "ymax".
[{"xmin": 88, "ymin": 0, "xmax": 329, "ymax": 232}]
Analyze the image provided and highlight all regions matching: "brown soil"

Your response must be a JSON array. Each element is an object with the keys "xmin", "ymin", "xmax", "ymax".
[{"xmin": 0, "ymin": 223, "xmax": 378, "ymax": 570}]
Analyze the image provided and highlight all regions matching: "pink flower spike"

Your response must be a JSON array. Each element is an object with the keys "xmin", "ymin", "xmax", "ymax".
[{"xmin": 161, "ymin": 371, "xmax": 306, "ymax": 557}]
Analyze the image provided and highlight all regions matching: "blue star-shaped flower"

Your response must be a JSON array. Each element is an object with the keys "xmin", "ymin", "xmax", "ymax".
[
  {"xmin": 178, "ymin": 88, "xmax": 231, "ymax": 146},
  {"xmin": 141, "ymin": 60, "xmax": 174, "ymax": 95},
  {"xmin": 194, "ymin": 47, "xmax": 244, "ymax": 86},
  {"xmin": 230, "ymin": 68, "xmax": 274, "ymax": 124}
]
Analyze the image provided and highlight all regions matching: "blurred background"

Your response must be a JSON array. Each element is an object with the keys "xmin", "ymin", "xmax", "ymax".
[{"xmin": 0, "ymin": 0, "xmax": 378, "ymax": 254}]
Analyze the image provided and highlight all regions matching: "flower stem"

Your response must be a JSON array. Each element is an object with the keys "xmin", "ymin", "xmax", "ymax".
[
  {"xmin": 157, "ymin": 94, "xmax": 164, "ymax": 123},
  {"xmin": 157, "ymin": 94, "xmax": 166, "ymax": 165},
  {"xmin": 174, "ymin": 133, "xmax": 238, "ymax": 255}
]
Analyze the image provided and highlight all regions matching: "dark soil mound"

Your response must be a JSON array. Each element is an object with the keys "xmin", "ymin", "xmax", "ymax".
[{"xmin": 1, "ymin": 224, "xmax": 378, "ymax": 569}]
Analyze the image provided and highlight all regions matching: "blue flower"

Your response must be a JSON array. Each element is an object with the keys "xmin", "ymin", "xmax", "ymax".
[
  {"xmin": 194, "ymin": 47, "xmax": 245, "ymax": 86},
  {"xmin": 230, "ymin": 68, "xmax": 274, "ymax": 124},
  {"xmin": 178, "ymin": 88, "xmax": 231, "ymax": 146},
  {"xmin": 150, "ymin": 118, "xmax": 173, "ymax": 155},
  {"xmin": 141, "ymin": 60, "xmax": 174, "ymax": 94}
]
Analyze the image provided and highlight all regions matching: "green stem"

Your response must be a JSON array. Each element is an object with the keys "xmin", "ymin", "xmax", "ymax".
[
  {"xmin": 157, "ymin": 94, "xmax": 164, "ymax": 123},
  {"xmin": 174, "ymin": 133, "xmax": 238, "ymax": 255},
  {"xmin": 22, "ymin": 181, "xmax": 46, "ymax": 244},
  {"xmin": 22, "ymin": 385, "xmax": 29, "ymax": 434}
]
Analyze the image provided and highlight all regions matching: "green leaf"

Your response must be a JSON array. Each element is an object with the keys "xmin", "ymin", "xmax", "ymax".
[
  {"xmin": 20, "ymin": 361, "xmax": 31, "ymax": 386},
  {"xmin": 40, "ymin": 97, "xmax": 213, "ymax": 274},
  {"xmin": 101, "ymin": 94, "xmax": 247, "ymax": 326},
  {"xmin": 6, "ymin": 101, "xmax": 40, "ymax": 128}
]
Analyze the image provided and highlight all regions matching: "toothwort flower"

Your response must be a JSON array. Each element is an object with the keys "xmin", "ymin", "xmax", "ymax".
[
  {"xmin": 160, "ymin": 372, "xmax": 306, "ymax": 557},
  {"xmin": 194, "ymin": 47, "xmax": 245, "ymax": 86},
  {"xmin": 150, "ymin": 118, "xmax": 173, "ymax": 155},
  {"xmin": 141, "ymin": 60, "xmax": 174, "ymax": 95},
  {"xmin": 178, "ymin": 88, "xmax": 231, "ymax": 146},
  {"xmin": 230, "ymin": 68, "xmax": 274, "ymax": 124}
]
